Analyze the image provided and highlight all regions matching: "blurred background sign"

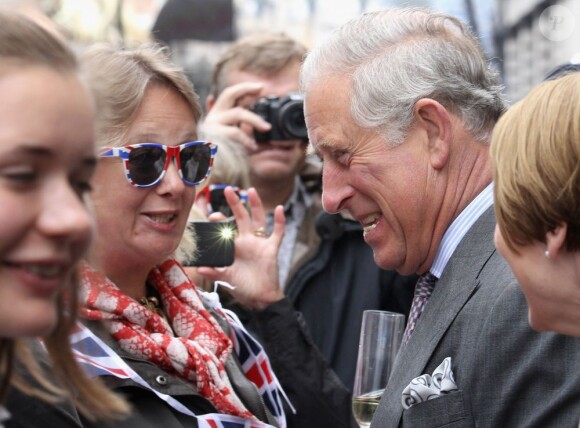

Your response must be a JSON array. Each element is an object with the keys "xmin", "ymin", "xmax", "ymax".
[{"xmin": 152, "ymin": 0, "xmax": 235, "ymax": 43}]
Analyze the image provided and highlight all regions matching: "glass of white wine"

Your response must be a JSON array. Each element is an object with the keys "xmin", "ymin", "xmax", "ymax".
[{"xmin": 352, "ymin": 310, "xmax": 405, "ymax": 427}]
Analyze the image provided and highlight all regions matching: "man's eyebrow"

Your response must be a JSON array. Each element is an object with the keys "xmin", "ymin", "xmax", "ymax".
[{"xmin": 313, "ymin": 138, "xmax": 340, "ymax": 154}]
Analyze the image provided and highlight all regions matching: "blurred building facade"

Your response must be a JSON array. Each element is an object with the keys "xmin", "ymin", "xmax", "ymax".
[
  {"xmin": 5, "ymin": 0, "xmax": 577, "ymax": 106},
  {"xmin": 495, "ymin": 0, "xmax": 580, "ymax": 102},
  {"xmin": 10, "ymin": 0, "xmax": 496, "ymax": 108},
  {"xmin": 162, "ymin": 0, "xmax": 498, "ymax": 108}
]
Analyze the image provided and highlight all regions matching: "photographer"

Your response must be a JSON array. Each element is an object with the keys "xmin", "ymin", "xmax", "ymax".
[
  {"xmin": 204, "ymin": 33, "xmax": 310, "ymax": 290},
  {"xmin": 200, "ymin": 32, "xmax": 415, "ymax": 398}
]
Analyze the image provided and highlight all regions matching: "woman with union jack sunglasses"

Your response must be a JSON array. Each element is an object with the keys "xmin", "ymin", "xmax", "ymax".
[{"xmin": 68, "ymin": 42, "xmax": 351, "ymax": 428}]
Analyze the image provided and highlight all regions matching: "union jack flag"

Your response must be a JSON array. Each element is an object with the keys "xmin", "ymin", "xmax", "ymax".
[
  {"xmin": 71, "ymin": 315, "xmax": 289, "ymax": 428},
  {"xmin": 70, "ymin": 324, "xmax": 131, "ymax": 380},
  {"xmin": 197, "ymin": 413, "xmax": 272, "ymax": 428},
  {"xmin": 223, "ymin": 310, "xmax": 291, "ymax": 428}
]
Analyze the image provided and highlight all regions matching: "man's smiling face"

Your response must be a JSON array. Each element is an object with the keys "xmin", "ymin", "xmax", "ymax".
[{"xmin": 305, "ymin": 73, "xmax": 433, "ymax": 275}]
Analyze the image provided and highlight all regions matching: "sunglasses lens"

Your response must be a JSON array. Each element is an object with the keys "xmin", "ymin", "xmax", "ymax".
[
  {"xmin": 180, "ymin": 144, "xmax": 212, "ymax": 184},
  {"xmin": 128, "ymin": 146, "xmax": 166, "ymax": 186}
]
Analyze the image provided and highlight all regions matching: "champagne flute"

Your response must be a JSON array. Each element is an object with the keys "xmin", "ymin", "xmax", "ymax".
[{"xmin": 352, "ymin": 310, "xmax": 405, "ymax": 427}]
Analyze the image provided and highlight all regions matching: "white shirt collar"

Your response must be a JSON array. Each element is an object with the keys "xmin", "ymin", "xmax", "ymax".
[{"xmin": 430, "ymin": 183, "xmax": 494, "ymax": 278}]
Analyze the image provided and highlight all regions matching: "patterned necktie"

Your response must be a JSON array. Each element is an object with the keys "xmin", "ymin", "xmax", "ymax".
[{"xmin": 402, "ymin": 272, "xmax": 438, "ymax": 346}]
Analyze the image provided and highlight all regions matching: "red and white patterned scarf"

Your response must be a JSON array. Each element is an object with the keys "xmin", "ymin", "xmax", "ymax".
[{"xmin": 77, "ymin": 258, "xmax": 254, "ymax": 419}]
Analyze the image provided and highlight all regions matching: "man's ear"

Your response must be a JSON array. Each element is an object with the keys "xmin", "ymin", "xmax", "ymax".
[
  {"xmin": 546, "ymin": 223, "xmax": 568, "ymax": 259},
  {"xmin": 414, "ymin": 98, "xmax": 452, "ymax": 170},
  {"xmin": 206, "ymin": 94, "xmax": 216, "ymax": 112}
]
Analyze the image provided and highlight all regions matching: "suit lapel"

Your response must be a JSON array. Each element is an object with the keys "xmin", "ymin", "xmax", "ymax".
[{"xmin": 372, "ymin": 207, "xmax": 497, "ymax": 426}]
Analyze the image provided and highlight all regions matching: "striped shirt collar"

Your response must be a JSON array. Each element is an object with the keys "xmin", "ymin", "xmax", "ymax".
[{"xmin": 429, "ymin": 183, "xmax": 494, "ymax": 279}]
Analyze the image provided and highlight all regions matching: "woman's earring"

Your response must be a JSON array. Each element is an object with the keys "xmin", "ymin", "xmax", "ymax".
[{"xmin": 544, "ymin": 250, "xmax": 551, "ymax": 259}]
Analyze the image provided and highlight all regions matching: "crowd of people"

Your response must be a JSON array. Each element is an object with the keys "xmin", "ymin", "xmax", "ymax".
[
  {"xmin": 200, "ymin": 32, "xmax": 417, "ymax": 392},
  {"xmin": 0, "ymin": 4, "xmax": 578, "ymax": 428}
]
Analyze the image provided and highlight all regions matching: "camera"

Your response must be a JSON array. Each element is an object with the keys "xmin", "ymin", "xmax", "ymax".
[
  {"xmin": 251, "ymin": 93, "xmax": 308, "ymax": 143},
  {"xmin": 185, "ymin": 220, "xmax": 236, "ymax": 267}
]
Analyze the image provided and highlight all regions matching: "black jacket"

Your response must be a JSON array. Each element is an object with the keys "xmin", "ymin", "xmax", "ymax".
[
  {"xmin": 6, "ymin": 387, "xmax": 84, "ymax": 428},
  {"xmin": 285, "ymin": 213, "xmax": 417, "ymax": 391},
  {"xmin": 5, "ymin": 340, "xmax": 85, "ymax": 428}
]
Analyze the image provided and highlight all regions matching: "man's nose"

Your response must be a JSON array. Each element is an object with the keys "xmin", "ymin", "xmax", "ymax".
[{"xmin": 321, "ymin": 165, "xmax": 352, "ymax": 214}]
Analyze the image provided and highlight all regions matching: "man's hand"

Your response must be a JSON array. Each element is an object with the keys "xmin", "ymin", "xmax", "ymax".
[{"xmin": 203, "ymin": 82, "xmax": 271, "ymax": 152}]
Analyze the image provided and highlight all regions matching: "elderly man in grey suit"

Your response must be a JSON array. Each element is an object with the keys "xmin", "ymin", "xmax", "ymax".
[{"xmin": 301, "ymin": 7, "xmax": 580, "ymax": 428}]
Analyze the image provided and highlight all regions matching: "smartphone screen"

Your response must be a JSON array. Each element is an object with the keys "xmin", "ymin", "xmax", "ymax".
[{"xmin": 185, "ymin": 220, "xmax": 236, "ymax": 267}]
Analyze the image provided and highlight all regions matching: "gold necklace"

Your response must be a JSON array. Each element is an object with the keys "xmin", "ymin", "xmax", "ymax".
[{"xmin": 139, "ymin": 296, "xmax": 166, "ymax": 319}]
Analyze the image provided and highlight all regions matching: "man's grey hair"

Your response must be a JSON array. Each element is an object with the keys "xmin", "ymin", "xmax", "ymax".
[{"xmin": 301, "ymin": 7, "xmax": 505, "ymax": 145}]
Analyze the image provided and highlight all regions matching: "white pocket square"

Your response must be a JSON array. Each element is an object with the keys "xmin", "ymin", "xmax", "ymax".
[{"xmin": 402, "ymin": 357, "xmax": 458, "ymax": 409}]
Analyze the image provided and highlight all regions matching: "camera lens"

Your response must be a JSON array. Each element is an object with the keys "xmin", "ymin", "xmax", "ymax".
[{"xmin": 279, "ymin": 100, "xmax": 308, "ymax": 140}]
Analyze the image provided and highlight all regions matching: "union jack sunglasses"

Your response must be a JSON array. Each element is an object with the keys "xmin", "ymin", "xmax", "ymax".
[
  {"xmin": 99, "ymin": 141, "xmax": 217, "ymax": 188},
  {"xmin": 197, "ymin": 184, "xmax": 249, "ymax": 216}
]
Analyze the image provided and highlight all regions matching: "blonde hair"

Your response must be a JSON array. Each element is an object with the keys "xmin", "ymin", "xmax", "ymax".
[
  {"xmin": 491, "ymin": 73, "xmax": 580, "ymax": 252},
  {"xmin": 211, "ymin": 32, "xmax": 307, "ymax": 97},
  {"xmin": 0, "ymin": 11, "xmax": 129, "ymax": 422},
  {"xmin": 209, "ymin": 139, "xmax": 250, "ymax": 189},
  {"xmin": 81, "ymin": 43, "xmax": 202, "ymax": 149}
]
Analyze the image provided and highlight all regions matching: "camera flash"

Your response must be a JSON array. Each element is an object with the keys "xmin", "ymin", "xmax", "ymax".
[{"xmin": 219, "ymin": 224, "xmax": 236, "ymax": 241}]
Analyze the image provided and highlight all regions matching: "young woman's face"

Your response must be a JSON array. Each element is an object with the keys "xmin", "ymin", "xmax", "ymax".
[{"xmin": 0, "ymin": 66, "xmax": 95, "ymax": 337}]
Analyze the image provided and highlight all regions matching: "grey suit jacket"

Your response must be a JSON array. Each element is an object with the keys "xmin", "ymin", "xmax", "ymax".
[{"xmin": 372, "ymin": 207, "xmax": 580, "ymax": 427}]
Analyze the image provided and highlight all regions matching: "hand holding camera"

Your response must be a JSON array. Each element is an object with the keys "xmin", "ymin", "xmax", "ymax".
[
  {"xmin": 203, "ymin": 82, "xmax": 272, "ymax": 151},
  {"xmin": 195, "ymin": 187, "xmax": 287, "ymax": 310},
  {"xmin": 251, "ymin": 93, "xmax": 308, "ymax": 143},
  {"xmin": 203, "ymin": 82, "xmax": 307, "ymax": 152}
]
